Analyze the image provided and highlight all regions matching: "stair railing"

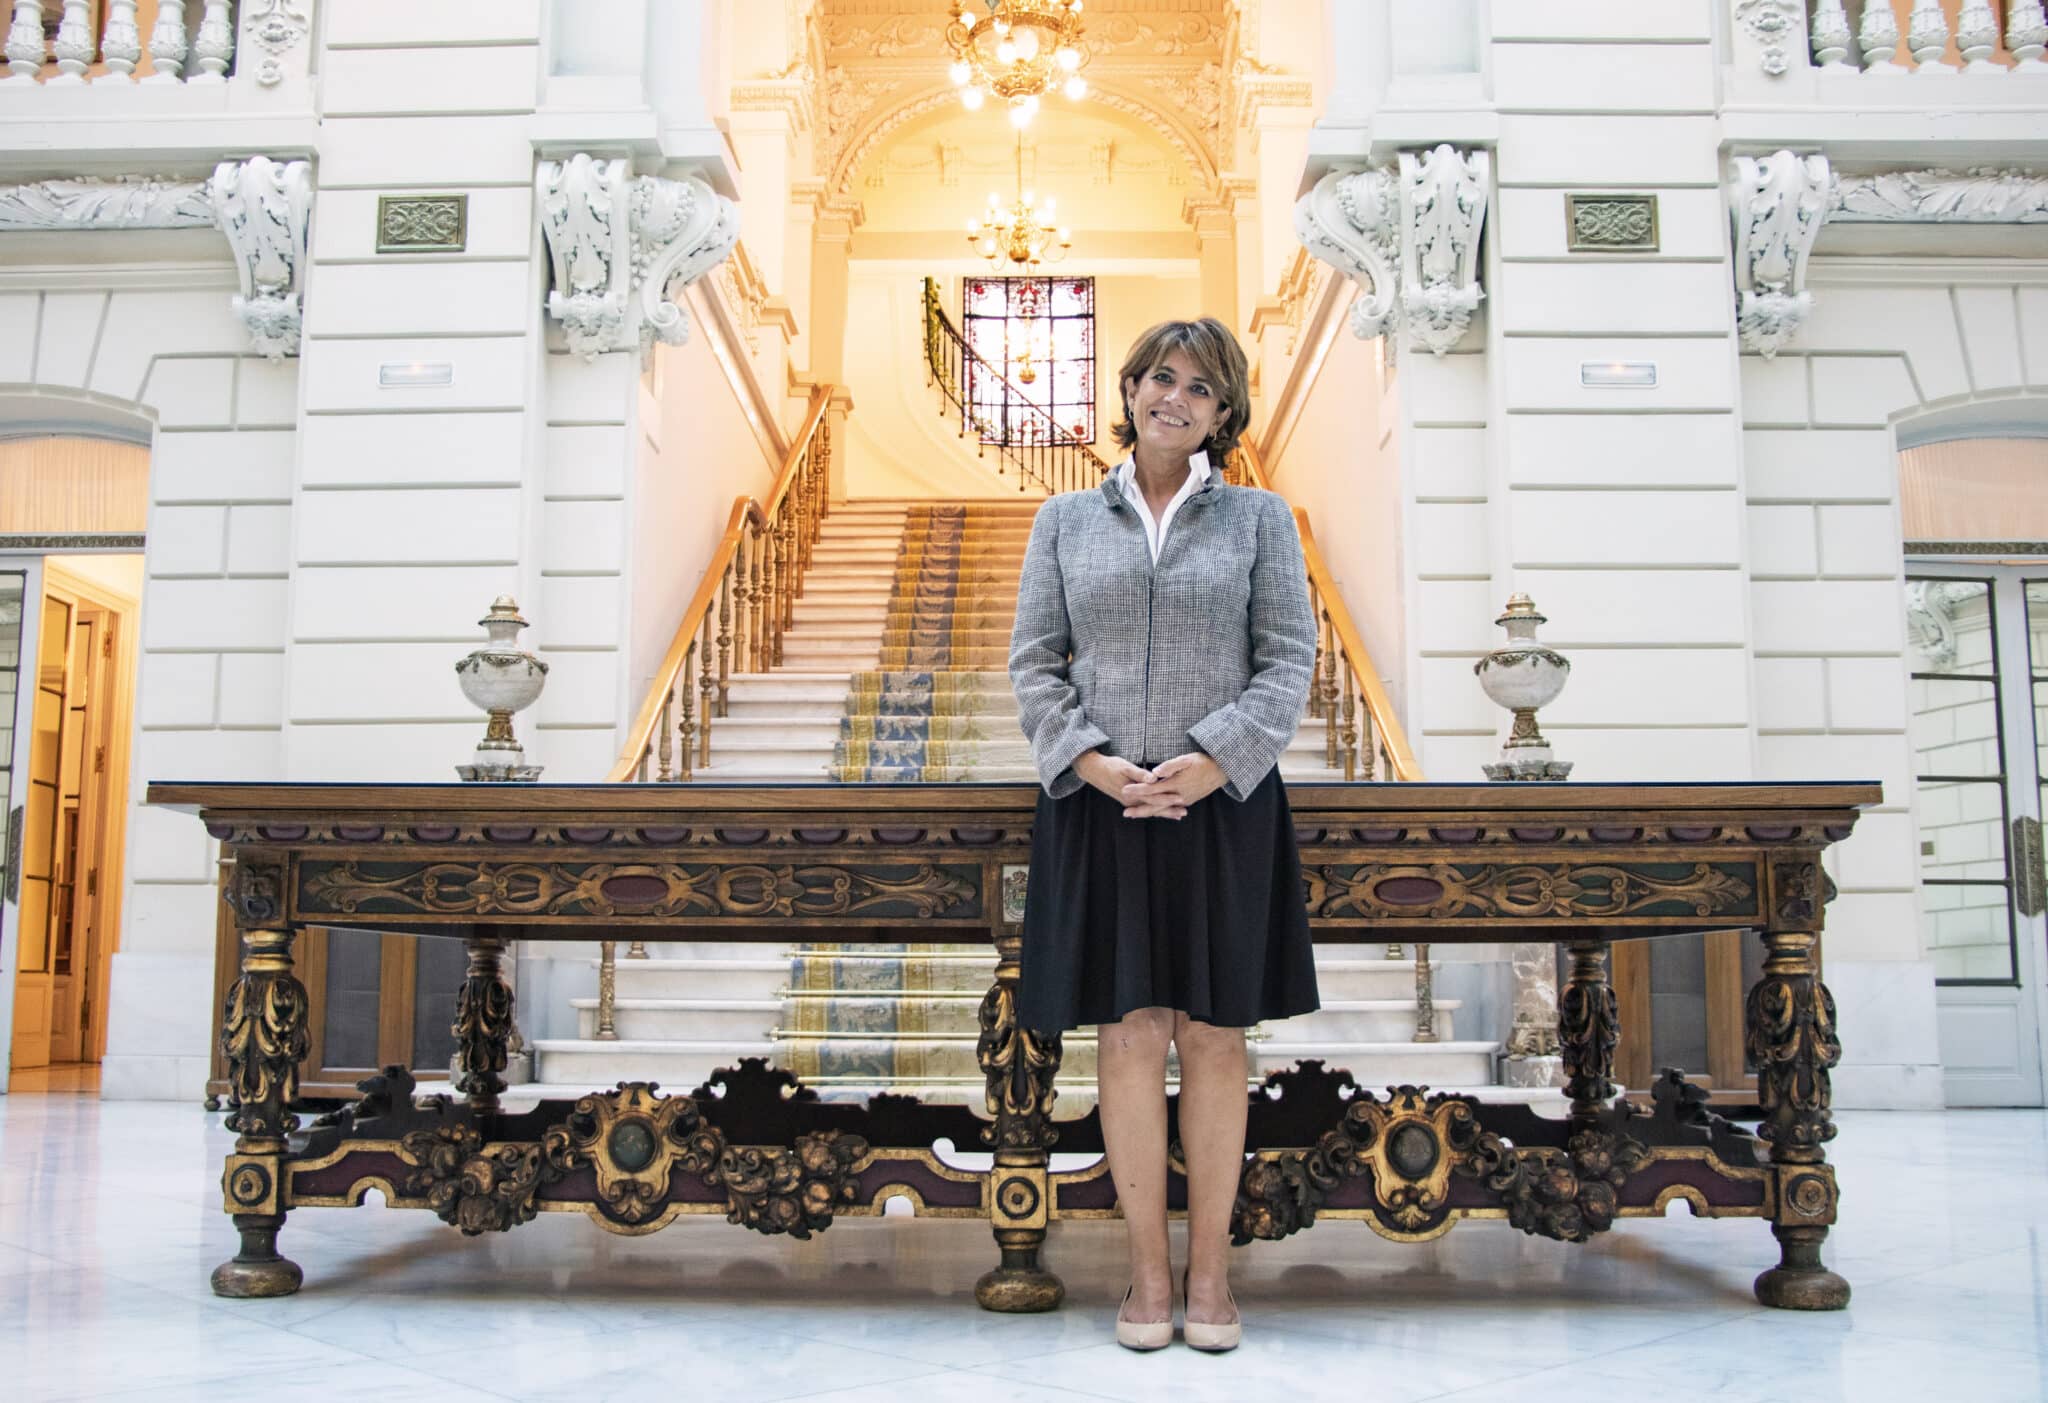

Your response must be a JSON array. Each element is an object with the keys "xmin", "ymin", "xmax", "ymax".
[
  {"xmin": 609, "ymin": 383, "xmax": 836, "ymax": 786},
  {"xmin": 1227, "ymin": 442, "xmax": 1439, "ymax": 1043},
  {"xmin": 921, "ymin": 276, "xmax": 1115, "ymax": 496}
]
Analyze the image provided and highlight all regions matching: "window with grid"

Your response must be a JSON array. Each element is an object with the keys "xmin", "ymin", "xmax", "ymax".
[{"xmin": 962, "ymin": 277, "xmax": 1095, "ymax": 448}]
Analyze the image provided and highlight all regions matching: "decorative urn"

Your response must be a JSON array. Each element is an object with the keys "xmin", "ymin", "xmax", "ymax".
[
  {"xmin": 454, "ymin": 596, "xmax": 547, "ymax": 782},
  {"xmin": 1474, "ymin": 593, "xmax": 1572, "ymax": 781}
]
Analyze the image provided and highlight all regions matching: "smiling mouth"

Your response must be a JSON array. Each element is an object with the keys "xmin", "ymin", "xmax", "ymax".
[{"xmin": 1149, "ymin": 411, "xmax": 1188, "ymax": 428}]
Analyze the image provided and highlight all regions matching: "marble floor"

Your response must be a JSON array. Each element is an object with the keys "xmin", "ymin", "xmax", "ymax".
[{"xmin": 0, "ymin": 1093, "xmax": 2043, "ymax": 1403}]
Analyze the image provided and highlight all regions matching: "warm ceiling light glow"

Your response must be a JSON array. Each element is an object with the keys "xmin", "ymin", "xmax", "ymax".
[
  {"xmin": 966, "ymin": 132, "xmax": 1071, "ymax": 273},
  {"xmin": 961, "ymin": 85, "xmax": 985, "ymax": 109},
  {"xmin": 946, "ymin": 1, "xmax": 1089, "ymax": 128}
]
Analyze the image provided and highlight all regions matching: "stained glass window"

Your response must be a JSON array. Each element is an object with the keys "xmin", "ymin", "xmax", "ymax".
[{"xmin": 962, "ymin": 277, "xmax": 1096, "ymax": 448}]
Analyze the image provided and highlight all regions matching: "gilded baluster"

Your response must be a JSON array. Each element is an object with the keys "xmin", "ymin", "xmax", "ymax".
[
  {"xmin": 628, "ymin": 940, "xmax": 648, "ymax": 958},
  {"xmin": 1560, "ymin": 939, "xmax": 1619, "ymax": 1120},
  {"xmin": 596, "ymin": 941, "xmax": 618, "ymax": 1039},
  {"xmin": 716, "ymin": 560, "xmax": 734, "ymax": 714},
  {"xmin": 698, "ymin": 603, "xmax": 717, "ymax": 769},
  {"xmin": 1748, "ymin": 917, "xmax": 1848, "ymax": 1309},
  {"xmin": 678, "ymin": 639, "xmax": 697, "ymax": 781},
  {"xmin": 975, "ymin": 925, "xmax": 1065, "ymax": 1313},
  {"xmin": 1412, "ymin": 943, "xmax": 1437, "ymax": 1042},
  {"xmin": 780, "ymin": 513, "xmax": 798, "ymax": 639},
  {"xmin": 655, "ymin": 693, "xmax": 674, "ymax": 782},
  {"xmin": 1340, "ymin": 654, "xmax": 1359, "ymax": 781},
  {"xmin": 771, "ymin": 516, "xmax": 790, "ymax": 667},
  {"xmin": 213, "ymin": 853, "xmax": 309, "ymax": 1298},
  {"xmin": 1360, "ymin": 706, "xmax": 1378, "ymax": 782},
  {"xmin": 453, "ymin": 935, "xmax": 513, "ymax": 1116},
  {"xmin": 1320, "ymin": 610, "xmax": 1339, "ymax": 769}
]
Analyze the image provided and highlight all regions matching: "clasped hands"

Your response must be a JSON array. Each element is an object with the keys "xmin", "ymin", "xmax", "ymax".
[{"xmin": 1075, "ymin": 749, "xmax": 1226, "ymax": 820}]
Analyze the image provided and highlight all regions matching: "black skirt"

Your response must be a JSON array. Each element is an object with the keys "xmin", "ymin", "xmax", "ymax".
[{"xmin": 1017, "ymin": 767, "xmax": 1320, "ymax": 1032}]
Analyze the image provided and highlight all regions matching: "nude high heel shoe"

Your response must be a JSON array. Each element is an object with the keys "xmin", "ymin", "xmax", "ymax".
[
  {"xmin": 1116, "ymin": 1285, "xmax": 1172, "ymax": 1352},
  {"xmin": 1181, "ymin": 1270, "xmax": 1241, "ymax": 1352}
]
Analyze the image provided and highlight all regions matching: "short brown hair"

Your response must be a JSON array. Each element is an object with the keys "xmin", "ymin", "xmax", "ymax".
[{"xmin": 1111, "ymin": 317, "xmax": 1252, "ymax": 460}]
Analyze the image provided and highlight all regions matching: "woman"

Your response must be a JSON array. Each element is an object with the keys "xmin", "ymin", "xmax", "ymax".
[{"xmin": 1008, "ymin": 317, "xmax": 1320, "ymax": 1352}]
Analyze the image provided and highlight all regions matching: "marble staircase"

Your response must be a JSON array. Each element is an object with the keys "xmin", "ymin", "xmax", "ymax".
[{"xmin": 531, "ymin": 498, "xmax": 1505, "ymax": 1104}]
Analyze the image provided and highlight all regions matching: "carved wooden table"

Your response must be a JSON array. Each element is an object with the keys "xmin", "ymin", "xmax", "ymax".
[{"xmin": 148, "ymin": 780, "xmax": 1874, "ymax": 1313}]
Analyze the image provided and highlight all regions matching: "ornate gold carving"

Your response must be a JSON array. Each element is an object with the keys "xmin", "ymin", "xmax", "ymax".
[
  {"xmin": 1746, "ymin": 931, "xmax": 1840, "ymax": 1161},
  {"xmin": 1560, "ymin": 940, "xmax": 1619, "ymax": 1112},
  {"xmin": 1306, "ymin": 861, "xmax": 1756, "ymax": 922},
  {"xmin": 223, "ymin": 853, "xmax": 286, "ymax": 926},
  {"xmin": 1462, "ymin": 1126, "xmax": 1651, "ymax": 1243},
  {"xmin": 300, "ymin": 859, "xmax": 979, "ymax": 919},
  {"xmin": 541, "ymin": 1082, "xmax": 724, "ymax": 1225},
  {"xmin": 454, "ymin": 938, "xmax": 512, "ymax": 1109},
  {"xmin": 717, "ymin": 1133, "xmax": 867, "ymax": 1239},
  {"xmin": 398, "ymin": 1125, "xmax": 558, "ymax": 1235},
  {"xmin": 977, "ymin": 973, "xmax": 1062, "ymax": 1150},
  {"xmin": 221, "ymin": 1154, "xmax": 283, "ymax": 1216},
  {"xmin": 221, "ymin": 928, "xmax": 309, "ymax": 1140}
]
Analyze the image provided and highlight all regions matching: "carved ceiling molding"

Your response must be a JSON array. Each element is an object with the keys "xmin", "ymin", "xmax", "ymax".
[
  {"xmin": 1728, "ymin": 149, "xmax": 1831, "ymax": 358},
  {"xmin": 1294, "ymin": 144, "xmax": 1489, "ymax": 358},
  {"xmin": 826, "ymin": 80, "xmax": 1218, "ymax": 197},
  {"xmin": 0, "ymin": 177, "xmax": 214, "ymax": 230},
  {"xmin": 535, "ymin": 155, "xmax": 740, "ymax": 366},
  {"xmin": 729, "ymin": 75, "xmax": 816, "ymax": 132},
  {"xmin": 1829, "ymin": 168, "xmax": 2048, "ymax": 223},
  {"xmin": 0, "ymin": 165, "xmax": 310, "ymax": 362}
]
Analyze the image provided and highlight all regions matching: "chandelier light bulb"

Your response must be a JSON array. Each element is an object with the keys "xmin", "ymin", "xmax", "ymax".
[
  {"xmin": 958, "ymin": 6, "xmax": 976, "ymax": 27},
  {"xmin": 1064, "ymin": 76, "xmax": 1087, "ymax": 100},
  {"xmin": 1013, "ymin": 28, "xmax": 1040, "ymax": 60},
  {"xmin": 1022, "ymin": 188, "xmax": 1035, "ymax": 206},
  {"xmin": 966, "ymin": 217, "xmax": 981, "ymax": 233},
  {"xmin": 1009, "ymin": 99, "xmax": 1034, "ymax": 129},
  {"xmin": 993, "ymin": 17, "xmax": 1010, "ymax": 35},
  {"xmin": 949, "ymin": 60, "xmax": 971, "ymax": 85},
  {"xmin": 961, "ymin": 84, "xmax": 985, "ymax": 109},
  {"xmin": 1057, "ymin": 46, "xmax": 1081, "ymax": 72},
  {"xmin": 1058, "ymin": 227, "xmax": 1072, "ymax": 245},
  {"xmin": 996, "ymin": 38, "xmax": 1017, "ymax": 63},
  {"xmin": 981, "ymin": 238, "xmax": 998, "ymax": 257}
]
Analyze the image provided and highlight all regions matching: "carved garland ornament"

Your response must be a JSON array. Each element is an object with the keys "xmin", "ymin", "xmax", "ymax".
[
  {"xmin": 1729, "ymin": 150, "xmax": 1831, "ymax": 358},
  {"xmin": 535, "ymin": 155, "xmax": 741, "ymax": 364},
  {"xmin": 393, "ymin": 1081, "xmax": 869, "ymax": 1239},
  {"xmin": 220, "ymin": 931, "xmax": 310, "ymax": 1140},
  {"xmin": 1230, "ymin": 1083, "xmax": 1653, "ymax": 1246},
  {"xmin": 1304, "ymin": 861, "xmax": 1756, "ymax": 922},
  {"xmin": 977, "ymin": 976, "xmax": 1063, "ymax": 1150},
  {"xmin": 1293, "ymin": 145, "xmax": 1489, "ymax": 357},
  {"xmin": 1829, "ymin": 168, "xmax": 2048, "ymax": 224}
]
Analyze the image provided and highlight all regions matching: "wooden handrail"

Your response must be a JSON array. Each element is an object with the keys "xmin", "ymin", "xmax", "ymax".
[
  {"xmin": 1230, "ymin": 440, "xmax": 1422, "ymax": 782},
  {"xmin": 608, "ymin": 385, "xmax": 834, "ymax": 782}
]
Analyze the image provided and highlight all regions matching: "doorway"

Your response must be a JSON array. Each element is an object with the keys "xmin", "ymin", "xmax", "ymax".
[
  {"xmin": 3, "ymin": 556, "xmax": 140, "ymax": 1079},
  {"xmin": 1904, "ymin": 567, "xmax": 2048, "ymax": 1106}
]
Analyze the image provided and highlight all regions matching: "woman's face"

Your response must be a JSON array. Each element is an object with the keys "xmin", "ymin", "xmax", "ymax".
[{"xmin": 1125, "ymin": 348, "xmax": 1227, "ymax": 462}]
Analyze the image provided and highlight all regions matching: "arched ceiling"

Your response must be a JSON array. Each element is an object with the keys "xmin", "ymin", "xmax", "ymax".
[{"xmin": 814, "ymin": 0, "xmax": 1240, "ymax": 205}]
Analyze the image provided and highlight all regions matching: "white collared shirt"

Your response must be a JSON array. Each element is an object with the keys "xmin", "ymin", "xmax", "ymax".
[{"xmin": 1113, "ymin": 450, "xmax": 1211, "ymax": 564}]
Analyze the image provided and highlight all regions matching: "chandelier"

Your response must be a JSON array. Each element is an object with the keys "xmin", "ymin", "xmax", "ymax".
[
  {"xmin": 947, "ymin": 0, "xmax": 1089, "ymax": 128},
  {"xmin": 968, "ymin": 138, "xmax": 1071, "ymax": 271}
]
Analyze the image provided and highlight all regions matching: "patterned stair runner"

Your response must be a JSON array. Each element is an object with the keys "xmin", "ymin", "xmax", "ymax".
[{"xmin": 788, "ymin": 502, "xmax": 1044, "ymax": 1095}]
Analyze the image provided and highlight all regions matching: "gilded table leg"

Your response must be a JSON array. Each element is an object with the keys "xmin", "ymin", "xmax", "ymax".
[
  {"xmin": 455, "ymin": 934, "xmax": 513, "ymax": 1117},
  {"xmin": 1559, "ymin": 938, "xmax": 1619, "ymax": 1120},
  {"xmin": 1748, "ymin": 927, "xmax": 1849, "ymax": 1310},
  {"xmin": 975, "ymin": 928, "xmax": 1064, "ymax": 1312},
  {"xmin": 213, "ymin": 913, "xmax": 309, "ymax": 1298}
]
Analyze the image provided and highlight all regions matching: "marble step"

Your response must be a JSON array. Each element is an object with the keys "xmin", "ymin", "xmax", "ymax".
[
  {"xmin": 1278, "ymin": 1000, "xmax": 1458, "ymax": 1043},
  {"xmin": 1252, "ymin": 1040, "xmax": 1498, "ymax": 1085},
  {"xmin": 531, "ymin": 1039, "xmax": 779, "ymax": 1086},
  {"xmin": 572, "ymin": 997, "xmax": 780, "ymax": 1041},
  {"xmin": 604, "ymin": 957, "xmax": 788, "ymax": 998}
]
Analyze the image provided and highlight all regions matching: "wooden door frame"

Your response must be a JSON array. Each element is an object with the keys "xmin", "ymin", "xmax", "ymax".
[{"xmin": 40, "ymin": 557, "xmax": 138, "ymax": 1067}]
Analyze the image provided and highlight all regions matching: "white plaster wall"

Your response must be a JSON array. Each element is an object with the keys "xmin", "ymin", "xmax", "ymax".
[
  {"xmin": 1739, "ymin": 263, "xmax": 2048, "ymax": 1108},
  {"xmin": 0, "ymin": 265, "xmax": 297, "ymax": 1101}
]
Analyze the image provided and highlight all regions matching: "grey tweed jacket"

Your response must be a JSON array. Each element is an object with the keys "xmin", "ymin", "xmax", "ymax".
[{"xmin": 1008, "ymin": 469, "xmax": 1318, "ymax": 802}]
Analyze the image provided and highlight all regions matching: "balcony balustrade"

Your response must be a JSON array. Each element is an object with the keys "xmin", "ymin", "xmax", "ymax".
[{"xmin": 4, "ymin": 1, "xmax": 241, "ymax": 86}]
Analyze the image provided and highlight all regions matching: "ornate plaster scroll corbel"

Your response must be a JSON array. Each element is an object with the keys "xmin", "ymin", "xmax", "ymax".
[
  {"xmin": 1293, "ymin": 164, "xmax": 1400, "ymax": 342},
  {"xmin": 208, "ymin": 157, "xmax": 311, "ymax": 362},
  {"xmin": 1729, "ymin": 150, "xmax": 1831, "ymax": 359},
  {"xmin": 1293, "ymin": 144, "xmax": 1488, "ymax": 358},
  {"xmin": 536, "ymin": 154, "xmax": 741, "ymax": 365},
  {"xmin": 1396, "ymin": 145, "xmax": 1489, "ymax": 357}
]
